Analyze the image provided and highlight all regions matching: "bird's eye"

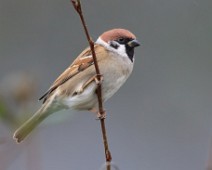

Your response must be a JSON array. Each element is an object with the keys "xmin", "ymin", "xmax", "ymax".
[{"xmin": 118, "ymin": 38, "xmax": 125, "ymax": 42}]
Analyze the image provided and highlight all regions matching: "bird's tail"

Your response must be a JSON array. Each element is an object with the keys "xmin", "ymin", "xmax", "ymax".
[{"xmin": 13, "ymin": 105, "xmax": 53, "ymax": 143}]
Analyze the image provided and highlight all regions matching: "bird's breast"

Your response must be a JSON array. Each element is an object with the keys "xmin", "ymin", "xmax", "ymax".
[{"xmin": 100, "ymin": 55, "xmax": 133, "ymax": 101}]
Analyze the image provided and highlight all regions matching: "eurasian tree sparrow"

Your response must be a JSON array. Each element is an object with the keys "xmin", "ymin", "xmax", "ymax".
[{"xmin": 13, "ymin": 28, "xmax": 140, "ymax": 143}]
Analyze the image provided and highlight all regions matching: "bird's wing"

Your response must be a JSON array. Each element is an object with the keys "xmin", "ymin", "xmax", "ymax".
[{"xmin": 39, "ymin": 44, "xmax": 104, "ymax": 103}]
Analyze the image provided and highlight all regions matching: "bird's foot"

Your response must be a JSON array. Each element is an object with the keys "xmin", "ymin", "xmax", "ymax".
[
  {"xmin": 96, "ymin": 110, "xmax": 106, "ymax": 120},
  {"xmin": 93, "ymin": 74, "xmax": 103, "ymax": 86}
]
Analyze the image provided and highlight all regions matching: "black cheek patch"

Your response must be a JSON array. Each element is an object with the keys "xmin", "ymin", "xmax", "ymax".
[{"xmin": 110, "ymin": 41, "xmax": 119, "ymax": 49}]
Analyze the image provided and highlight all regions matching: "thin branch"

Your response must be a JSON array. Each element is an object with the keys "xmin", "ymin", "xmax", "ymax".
[{"xmin": 71, "ymin": 0, "xmax": 112, "ymax": 169}]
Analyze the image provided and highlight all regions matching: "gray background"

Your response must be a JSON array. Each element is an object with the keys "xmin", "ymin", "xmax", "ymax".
[{"xmin": 0, "ymin": 0, "xmax": 212, "ymax": 170}]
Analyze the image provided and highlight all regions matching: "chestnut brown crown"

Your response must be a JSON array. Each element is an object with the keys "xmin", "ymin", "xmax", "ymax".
[{"xmin": 100, "ymin": 28, "xmax": 136, "ymax": 43}]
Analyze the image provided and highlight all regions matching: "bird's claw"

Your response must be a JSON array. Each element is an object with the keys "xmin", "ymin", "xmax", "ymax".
[
  {"xmin": 94, "ymin": 74, "xmax": 103, "ymax": 86},
  {"xmin": 96, "ymin": 110, "xmax": 106, "ymax": 120}
]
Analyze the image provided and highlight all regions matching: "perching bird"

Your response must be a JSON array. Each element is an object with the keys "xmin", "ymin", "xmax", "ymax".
[{"xmin": 13, "ymin": 28, "xmax": 140, "ymax": 143}]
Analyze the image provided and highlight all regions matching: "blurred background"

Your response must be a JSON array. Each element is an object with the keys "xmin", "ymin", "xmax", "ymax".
[{"xmin": 0, "ymin": 0, "xmax": 212, "ymax": 170}]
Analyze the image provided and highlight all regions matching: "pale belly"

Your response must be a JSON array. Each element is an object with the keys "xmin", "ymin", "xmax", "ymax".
[{"xmin": 62, "ymin": 73, "xmax": 129, "ymax": 111}]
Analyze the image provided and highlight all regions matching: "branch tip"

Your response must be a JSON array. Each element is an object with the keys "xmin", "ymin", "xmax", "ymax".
[{"xmin": 71, "ymin": 0, "xmax": 81, "ymax": 13}]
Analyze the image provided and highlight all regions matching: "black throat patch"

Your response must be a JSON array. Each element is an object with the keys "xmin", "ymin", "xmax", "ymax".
[{"xmin": 125, "ymin": 45, "xmax": 134, "ymax": 62}]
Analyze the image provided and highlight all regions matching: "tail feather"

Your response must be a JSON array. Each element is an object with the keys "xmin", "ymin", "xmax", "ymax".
[{"xmin": 13, "ymin": 107, "xmax": 50, "ymax": 143}]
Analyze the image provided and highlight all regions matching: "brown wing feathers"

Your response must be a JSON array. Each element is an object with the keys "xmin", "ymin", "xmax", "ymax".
[
  {"xmin": 38, "ymin": 67, "xmax": 81, "ymax": 103},
  {"xmin": 38, "ymin": 46, "xmax": 98, "ymax": 103}
]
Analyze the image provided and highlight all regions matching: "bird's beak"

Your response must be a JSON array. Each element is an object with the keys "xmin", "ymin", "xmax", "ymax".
[{"xmin": 127, "ymin": 39, "xmax": 140, "ymax": 48}]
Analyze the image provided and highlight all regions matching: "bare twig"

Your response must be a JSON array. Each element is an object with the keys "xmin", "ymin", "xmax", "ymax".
[
  {"xmin": 71, "ymin": 0, "xmax": 112, "ymax": 169},
  {"xmin": 206, "ymin": 141, "xmax": 212, "ymax": 170}
]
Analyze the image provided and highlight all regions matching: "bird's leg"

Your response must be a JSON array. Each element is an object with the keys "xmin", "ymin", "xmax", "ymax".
[
  {"xmin": 90, "ymin": 108, "xmax": 106, "ymax": 120},
  {"xmin": 93, "ymin": 74, "xmax": 104, "ymax": 85},
  {"xmin": 96, "ymin": 110, "xmax": 106, "ymax": 120},
  {"xmin": 74, "ymin": 74, "xmax": 103, "ymax": 95}
]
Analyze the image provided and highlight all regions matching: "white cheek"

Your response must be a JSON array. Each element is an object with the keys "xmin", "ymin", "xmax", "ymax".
[
  {"xmin": 116, "ymin": 44, "xmax": 128, "ymax": 58},
  {"xmin": 96, "ymin": 37, "xmax": 128, "ymax": 59}
]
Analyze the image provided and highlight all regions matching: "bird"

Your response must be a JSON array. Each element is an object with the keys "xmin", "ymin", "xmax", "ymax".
[{"xmin": 13, "ymin": 28, "xmax": 140, "ymax": 143}]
